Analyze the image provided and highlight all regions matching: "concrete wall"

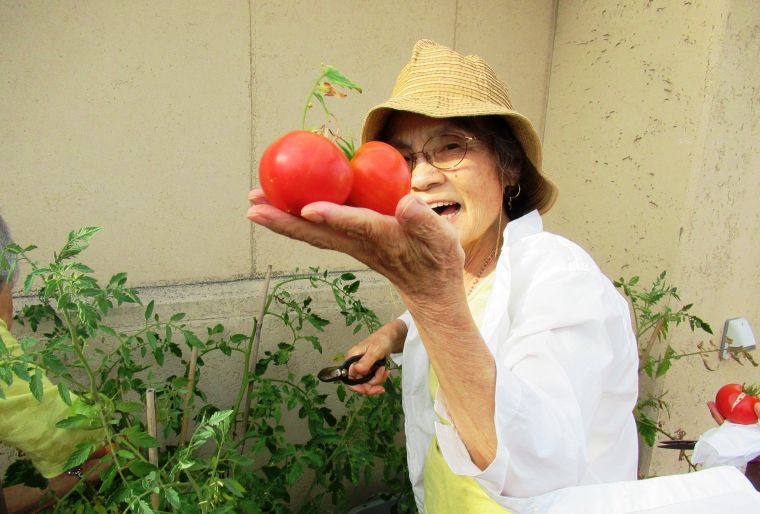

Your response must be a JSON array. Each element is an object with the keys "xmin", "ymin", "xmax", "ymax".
[
  {"xmin": 543, "ymin": 0, "xmax": 760, "ymax": 476},
  {"xmin": 0, "ymin": 0, "xmax": 558, "ymax": 498}
]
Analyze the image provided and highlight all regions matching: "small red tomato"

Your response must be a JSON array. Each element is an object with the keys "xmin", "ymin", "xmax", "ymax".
[
  {"xmin": 259, "ymin": 131, "xmax": 353, "ymax": 215},
  {"xmin": 715, "ymin": 383, "xmax": 760, "ymax": 424},
  {"xmin": 347, "ymin": 141, "xmax": 411, "ymax": 216}
]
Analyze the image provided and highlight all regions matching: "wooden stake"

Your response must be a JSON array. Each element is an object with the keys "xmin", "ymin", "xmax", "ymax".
[
  {"xmin": 146, "ymin": 388, "xmax": 160, "ymax": 510},
  {"xmin": 241, "ymin": 265, "xmax": 272, "ymax": 447},
  {"xmin": 178, "ymin": 346, "xmax": 199, "ymax": 446}
]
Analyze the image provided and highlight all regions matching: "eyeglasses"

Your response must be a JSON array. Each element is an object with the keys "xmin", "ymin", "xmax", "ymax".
[{"xmin": 395, "ymin": 133, "xmax": 478, "ymax": 172}]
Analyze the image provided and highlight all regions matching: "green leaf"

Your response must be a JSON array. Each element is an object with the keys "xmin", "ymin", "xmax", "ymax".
[
  {"xmin": 108, "ymin": 272, "xmax": 128, "ymax": 287},
  {"xmin": 116, "ymin": 449, "xmax": 136, "ymax": 460},
  {"xmin": 127, "ymin": 460, "xmax": 157, "ymax": 477},
  {"xmin": 11, "ymin": 362, "xmax": 30, "ymax": 382},
  {"xmin": 63, "ymin": 441, "xmax": 96, "ymax": 470},
  {"xmin": 165, "ymin": 488, "xmax": 181, "ymax": 509},
  {"xmin": 29, "ymin": 368, "xmax": 44, "ymax": 401},
  {"xmin": 69, "ymin": 262, "xmax": 94, "ymax": 274},
  {"xmin": 304, "ymin": 335, "xmax": 322, "ymax": 352},
  {"xmin": 123, "ymin": 425, "xmax": 159, "ymax": 448},
  {"xmin": 57, "ymin": 382, "xmax": 72, "ymax": 405},
  {"xmin": 171, "ymin": 312, "xmax": 186, "ymax": 322},
  {"xmin": 206, "ymin": 409, "xmax": 232, "ymax": 427},
  {"xmin": 99, "ymin": 325, "xmax": 117, "ymax": 337},
  {"xmin": 306, "ymin": 314, "xmax": 330, "ymax": 332},
  {"xmin": 322, "ymin": 65, "xmax": 362, "ymax": 93},
  {"xmin": 115, "ymin": 400, "xmax": 144, "ymax": 413},
  {"xmin": 183, "ymin": 330, "xmax": 204, "ymax": 349},
  {"xmin": 137, "ymin": 499, "xmax": 154, "ymax": 514},
  {"xmin": 222, "ymin": 478, "xmax": 247, "ymax": 497},
  {"xmin": 144, "ymin": 300, "xmax": 154, "ymax": 321},
  {"xmin": 56, "ymin": 414, "xmax": 98, "ymax": 429}
]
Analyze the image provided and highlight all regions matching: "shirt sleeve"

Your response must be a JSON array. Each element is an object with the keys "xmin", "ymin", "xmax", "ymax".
[
  {"xmin": 433, "ymin": 267, "xmax": 638, "ymax": 498},
  {"xmin": 390, "ymin": 310, "xmax": 413, "ymax": 367},
  {"xmin": 0, "ymin": 322, "xmax": 105, "ymax": 478}
]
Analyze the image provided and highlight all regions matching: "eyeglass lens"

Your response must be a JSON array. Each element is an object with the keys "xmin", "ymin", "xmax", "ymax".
[{"xmin": 400, "ymin": 134, "xmax": 470, "ymax": 171}]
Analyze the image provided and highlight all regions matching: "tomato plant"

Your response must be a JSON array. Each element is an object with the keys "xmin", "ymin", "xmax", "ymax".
[
  {"xmin": 347, "ymin": 141, "xmax": 410, "ymax": 216},
  {"xmin": 715, "ymin": 383, "xmax": 760, "ymax": 424},
  {"xmin": 259, "ymin": 130, "xmax": 353, "ymax": 215}
]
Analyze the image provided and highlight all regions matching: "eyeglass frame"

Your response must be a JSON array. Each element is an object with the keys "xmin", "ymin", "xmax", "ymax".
[{"xmin": 394, "ymin": 133, "xmax": 479, "ymax": 172}]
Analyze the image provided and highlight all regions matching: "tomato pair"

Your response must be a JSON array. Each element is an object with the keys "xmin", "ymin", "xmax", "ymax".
[
  {"xmin": 259, "ymin": 131, "xmax": 410, "ymax": 216},
  {"xmin": 715, "ymin": 383, "xmax": 760, "ymax": 424}
]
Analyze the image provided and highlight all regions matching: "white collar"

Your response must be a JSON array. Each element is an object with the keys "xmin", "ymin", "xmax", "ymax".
[{"xmin": 503, "ymin": 209, "xmax": 543, "ymax": 246}]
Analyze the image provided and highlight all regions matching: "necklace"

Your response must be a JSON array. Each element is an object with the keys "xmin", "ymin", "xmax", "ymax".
[{"xmin": 466, "ymin": 248, "xmax": 497, "ymax": 297}]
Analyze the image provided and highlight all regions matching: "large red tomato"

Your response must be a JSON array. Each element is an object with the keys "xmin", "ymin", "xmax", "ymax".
[
  {"xmin": 715, "ymin": 383, "xmax": 760, "ymax": 424},
  {"xmin": 347, "ymin": 141, "xmax": 411, "ymax": 216},
  {"xmin": 259, "ymin": 131, "xmax": 353, "ymax": 215}
]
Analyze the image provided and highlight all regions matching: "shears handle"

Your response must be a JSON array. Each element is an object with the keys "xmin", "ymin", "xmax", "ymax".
[{"xmin": 341, "ymin": 354, "xmax": 387, "ymax": 386}]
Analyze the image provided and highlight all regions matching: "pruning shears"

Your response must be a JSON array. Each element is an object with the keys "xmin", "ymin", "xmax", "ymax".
[
  {"xmin": 317, "ymin": 354, "xmax": 387, "ymax": 386},
  {"xmin": 658, "ymin": 439, "xmax": 697, "ymax": 450}
]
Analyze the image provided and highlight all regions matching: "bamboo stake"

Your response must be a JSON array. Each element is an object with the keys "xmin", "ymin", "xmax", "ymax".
[
  {"xmin": 240, "ymin": 265, "xmax": 272, "ymax": 447},
  {"xmin": 178, "ymin": 346, "xmax": 199, "ymax": 446},
  {"xmin": 146, "ymin": 388, "xmax": 160, "ymax": 510}
]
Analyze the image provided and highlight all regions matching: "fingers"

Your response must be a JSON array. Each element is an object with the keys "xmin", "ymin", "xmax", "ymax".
[
  {"xmin": 755, "ymin": 402, "xmax": 760, "ymax": 418},
  {"xmin": 301, "ymin": 201, "xmax": 397, "ymax": 247},
  {"xmin": 248, "ymin": 188, "xmax": 270, "ymax": 205},
  {"xmin": 396, "ymin": 195, "xmax": 459, "ymax": 246},
  {"xmin": 350, "ymin": 347, "xmax": 388, "ymax": 376},
  {"xmin": 247, "ymin": 202, "xmax": 354, "ymax": 254},
  {"xmin": 706, "ymin": 400, "xmax": 725, "ymax": 425},
  {"xmin": 348, "ymin": 367, "xmax": 390, "ymax": 396}
]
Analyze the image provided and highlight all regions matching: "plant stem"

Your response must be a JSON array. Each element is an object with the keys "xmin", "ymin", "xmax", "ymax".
[
  {"xmin": 241, "ymin": 266, "xmax": 273, "ymax": 447},
  {"xmin": 178, "ymin": 346, "xmax": 199, "ymax": 446},
  {"xmin": 638, "ymin": 318, "xmax": 665, "ymax": 373},
  {"xmin": 301, "ymin": 70, "xmax": 327, "ymax": 130},
  {"xmin": 60, "ymin": 308, "xmax": 128, "ymax": 486}
]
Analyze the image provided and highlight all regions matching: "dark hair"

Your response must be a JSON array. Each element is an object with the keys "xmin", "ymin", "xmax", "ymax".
[
  {"xmin": 380, "ymin": 113, "xmax": 546, "ymax": 219},
  {"xmin": 448, "ymin": 116, "xmax": 545, "ymax": 219}
]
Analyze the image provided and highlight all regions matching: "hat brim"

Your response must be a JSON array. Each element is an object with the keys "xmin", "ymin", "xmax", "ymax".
[{"xmin": 361, "ymin": 100, "xmax": 558, "ymax": 214}]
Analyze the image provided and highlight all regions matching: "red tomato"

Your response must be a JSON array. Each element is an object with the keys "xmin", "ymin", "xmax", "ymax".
[
  {"xmin": 259, "ymin": 131, "xmax": 353, "ymax": 215},
  {"xmin": 347, "ymin": 141, "xmax": 411, "ymax": 216},
  {"xmin": 715, "ymin": 383, "xmax": 760, "ymax": 424}
]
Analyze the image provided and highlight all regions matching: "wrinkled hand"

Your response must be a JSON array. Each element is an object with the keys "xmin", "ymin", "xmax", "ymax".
[
  {"xmin": 343, "ymin": 319, "xmax": 407, "ymax": 396},
  {"xmin": 247, "ymin": 189, "xmax": 465, "ymax": 304}
]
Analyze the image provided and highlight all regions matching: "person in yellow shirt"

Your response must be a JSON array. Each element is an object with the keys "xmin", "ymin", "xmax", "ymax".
[{"xmin": 0, "ymin": 215, "xmax": 107, "ymax": 514}]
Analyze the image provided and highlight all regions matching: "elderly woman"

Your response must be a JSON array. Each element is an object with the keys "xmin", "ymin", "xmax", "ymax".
[{"xmin": 247, "ymin": 40, "xmax": 639, "ymax": 511}]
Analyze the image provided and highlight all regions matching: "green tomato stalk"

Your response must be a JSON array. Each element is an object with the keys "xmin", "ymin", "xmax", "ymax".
[{"xmin": 301, "ymin": 64, "xmax": 362, "ymax": 160}]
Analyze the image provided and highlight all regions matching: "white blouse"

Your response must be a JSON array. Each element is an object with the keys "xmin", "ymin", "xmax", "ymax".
[{"xmin": 396, "ymin": 210, "xmax": 640, "ymax": 511}]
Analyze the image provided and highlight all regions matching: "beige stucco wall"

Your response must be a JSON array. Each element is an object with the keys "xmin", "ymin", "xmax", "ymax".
[
  {"xmin": 543, "ymin": 0, "xmax": 760, "ymax": 476},
  {"xmin": 0, "ymin": 0, "xmax": 558, "ymax": 500}
]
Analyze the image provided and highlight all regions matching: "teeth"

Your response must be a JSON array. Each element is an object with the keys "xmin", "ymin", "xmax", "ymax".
[{"xmin": 429, "ymin": 201, "xmax": 456, "ymax": 209}]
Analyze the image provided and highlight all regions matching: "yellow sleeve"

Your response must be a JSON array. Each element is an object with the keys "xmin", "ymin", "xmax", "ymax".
[{"xmin": 0, "ymin": 320, "xmax": 105, "ymax": 478}]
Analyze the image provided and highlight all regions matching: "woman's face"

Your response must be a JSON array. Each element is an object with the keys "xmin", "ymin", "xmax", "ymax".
[{"xmin": 384, "ymin": 112, "xmax": 506, "ymax": 252}]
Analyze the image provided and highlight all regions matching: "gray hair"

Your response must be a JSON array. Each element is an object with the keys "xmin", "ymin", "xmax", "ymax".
[{"xmin": 0, "ymin": 214, "xmax": 18, "ymax": 289}]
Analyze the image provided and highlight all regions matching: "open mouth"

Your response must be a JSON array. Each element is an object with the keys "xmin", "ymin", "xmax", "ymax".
[{"xmin": 430, "ymin": 201, "xmax": 461, "ymax": 220}]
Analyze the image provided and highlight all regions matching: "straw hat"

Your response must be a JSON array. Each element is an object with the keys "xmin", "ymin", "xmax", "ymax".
[{"xmin": 361, "ymin": 39, "xmax": 557, "ymax": 214}]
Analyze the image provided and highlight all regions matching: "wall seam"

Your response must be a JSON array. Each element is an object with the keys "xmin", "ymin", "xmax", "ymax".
[
  {"xmin": 540, "ymin": 0, "xmax": 560, "ymax": 143},
  {"xmin": 248, "ymin": 0, "xmax": 257, "ymax": 278},
  {"xmin": 452, "ymin": 0, "xmax": 459, "ymax": 50}
]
